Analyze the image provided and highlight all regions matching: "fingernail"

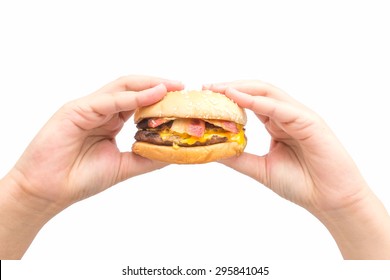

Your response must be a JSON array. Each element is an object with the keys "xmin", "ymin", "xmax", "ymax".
[
  {"xmin": 169, "ymin": 80, "xmax": 183, "ymax": 85},
  {"xmin": 155, "ymin": 83, "xmax": 166, "ymax": 90},
  {"xmin": 213, "ymin": 84, "xmax": 227, "ymax": 90}
]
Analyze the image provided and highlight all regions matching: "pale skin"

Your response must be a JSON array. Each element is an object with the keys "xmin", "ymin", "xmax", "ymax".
[
  {"xmin": 0, "ymin": 75, "xmax": 184, "ymax": 259},
  {"xmin": 203, "ymin": 81, "xmax": 390, "ymax": 259},
  {"xmin": 1, "ymin": 76, "xmax": 389, "ymax": 259}
]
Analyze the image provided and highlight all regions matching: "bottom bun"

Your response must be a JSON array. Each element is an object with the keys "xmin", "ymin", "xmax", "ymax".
[{"xmin": 132, "ymin": 142, "xmax": 245, "ymax": 164}]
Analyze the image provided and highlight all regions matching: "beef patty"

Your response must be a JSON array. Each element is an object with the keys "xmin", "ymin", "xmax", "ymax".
[{"xmin": 134, "ymin": 130, "xmax": 228, "ymax": 147}]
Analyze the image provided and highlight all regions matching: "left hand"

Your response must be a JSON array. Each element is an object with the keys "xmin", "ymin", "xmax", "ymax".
[{"xmin": 9, "ymin": 75, "xmax": 184, "ymax": 210}]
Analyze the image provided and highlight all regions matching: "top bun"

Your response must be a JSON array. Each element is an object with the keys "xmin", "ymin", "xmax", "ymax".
[{"xmin": 134, "ymin": 90, "xmax": 247, "ymax": 125}]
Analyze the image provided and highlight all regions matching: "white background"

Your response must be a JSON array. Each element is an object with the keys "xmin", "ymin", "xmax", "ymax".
[{"xmin": 1, "ymin": 0, "xmax": 390, "ymax": 265}]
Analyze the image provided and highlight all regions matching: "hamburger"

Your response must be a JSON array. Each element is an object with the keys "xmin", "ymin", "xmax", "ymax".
[{"xmin": 132, "ymin": 90, "xmax": 247, "ymax": 164}]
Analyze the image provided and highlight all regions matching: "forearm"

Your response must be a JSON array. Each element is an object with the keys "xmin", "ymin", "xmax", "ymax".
[
  {"xmin": 0, "ymin": 172, "xmax": 59, "ymax": 259},
  {"xmin": 318, "ymin": 190, "xmax": 390, "ymax": 259}
]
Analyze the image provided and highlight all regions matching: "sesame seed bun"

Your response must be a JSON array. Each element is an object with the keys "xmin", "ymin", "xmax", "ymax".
[
  {"xmin": 132, "ymin": 90, "xmax": 247, "ymax": 164},
  {"xmin": 134, "ymin": 90, "xmax": 247, "ymax": 125}
]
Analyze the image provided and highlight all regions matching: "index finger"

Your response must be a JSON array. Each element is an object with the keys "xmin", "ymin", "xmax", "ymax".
[
  {"xmin": 225, "ymin": 88, "xmax": 302, "ymax": 124},
  {"xmin": 203, "ymin": 80, "xmax": 296, "ymax": 103},
  {"xmin": 87, "ymin": 84, "xmax": 169, "ymax": 116},
  {"xmin": 95, "ymin": 75, "xmax": 184, "ymax": 94},
  {"xmin": 65, "ymin": 84, "xmax": 169, "ymax": 131}
]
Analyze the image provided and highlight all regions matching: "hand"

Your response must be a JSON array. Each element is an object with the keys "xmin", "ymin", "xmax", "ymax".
[
  {"xmin": 204, "ymin": 81, "xmax": 390, "ymax": 259},
  {"xmin": 9, "ymin": 75, "xmax": 184, "ymax": 210},
  {"xmin": 205, "ymin": 80, "xmax": 368, "ymax": 213}
]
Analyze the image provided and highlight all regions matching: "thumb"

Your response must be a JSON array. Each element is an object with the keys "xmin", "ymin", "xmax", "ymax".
[
  {"xmin": 218, "ymin": 152, "xmax": 267, "ymax": 185},
  {"xmin": 116, "ymin": 152, "xmax": 169, "ymax": 182}
]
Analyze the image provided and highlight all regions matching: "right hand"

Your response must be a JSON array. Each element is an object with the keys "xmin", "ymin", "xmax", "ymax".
[{"xmin": 204, "ymin": 81, "xmax": 370, "ymax": 215}]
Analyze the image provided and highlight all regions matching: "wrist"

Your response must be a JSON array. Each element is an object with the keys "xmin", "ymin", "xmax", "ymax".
[
  {"xmin": 2, "ymin": 168, "xmax": 64, "ymax": 222},
  {"xmin": 316, "ymin": 188, "xmax": 390, "ymax": 259},
  {"xmin": 0, "ymin": 170, "xmax": 62, "ymax": 259}
]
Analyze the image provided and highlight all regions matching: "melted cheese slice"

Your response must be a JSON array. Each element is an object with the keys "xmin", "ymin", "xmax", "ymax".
[{"xmin": 159, "ymin": 125, "xmax": 246, "ymax": 147}]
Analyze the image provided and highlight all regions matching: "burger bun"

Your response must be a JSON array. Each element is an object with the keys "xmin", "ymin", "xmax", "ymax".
[{"xmin": 132, "ymin": 141, "xmax": 245, "ymax": 164}]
